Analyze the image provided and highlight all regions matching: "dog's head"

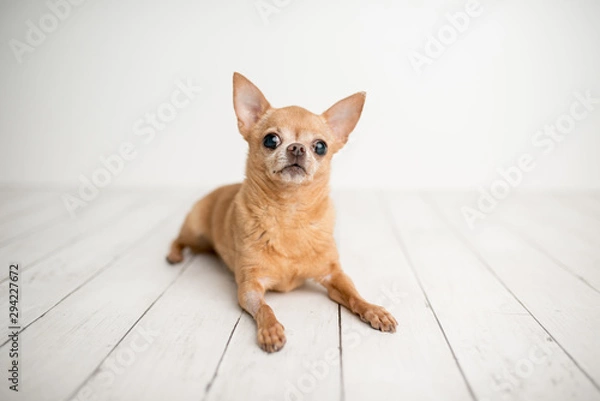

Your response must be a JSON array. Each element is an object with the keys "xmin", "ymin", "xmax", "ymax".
[{"xmin": 233, "ymin": 72, "xmax": 365, "ymax": 185}]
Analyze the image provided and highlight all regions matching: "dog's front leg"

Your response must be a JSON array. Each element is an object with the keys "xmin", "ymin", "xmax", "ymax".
[
  {"xmin": 237, "ymin": 280, "xmax": 286, "ymax": 352},
  {"xmin": 319, "ymin": 266, "xmax": 398, "ymax": 332}
]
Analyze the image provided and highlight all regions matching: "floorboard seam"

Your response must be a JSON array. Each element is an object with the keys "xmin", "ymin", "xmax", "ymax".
[
  {"xmin": 423, "ymin": 193, "xmax": 600, "ymax": 393},
  {"xmin": 0, "ymin": 202, "xmax": 186, "ymax": 349},
  {"xmin": 202, "ymin": 313, "xmax": 242, "ymax": 400},
  {"xmin": 0, "ymin": 213, "xmax": 67, "ymax": 248},
  {"xmin": 523, "ymin": 198, "xmax": 600, "ymax": 248},
  {"xmin": 501, "ymin": 221, "xmax": 600, "ymax": 295},
  {"xmin": 0, "ymin": 195, "xmax": 148, "ymax": 285},
  {"xmin": 381, "ymin": 192, "xmax": 478, "ymax": 401},
  {"xmin": 63, "ymin": 256, "xmax": 194, "ymax": 401},
  {"xmin": 338, "ymin": 303, "xmax": 345, "ymax": 401},
  {"xmin": 0, "ymin": 193, "xmax": 56, "ymax": 225}
]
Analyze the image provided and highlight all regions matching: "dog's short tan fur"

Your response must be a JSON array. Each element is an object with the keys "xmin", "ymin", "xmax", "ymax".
[{"xmin": 167, "ymin": 73, "xmax": 397, "ymax": 352}]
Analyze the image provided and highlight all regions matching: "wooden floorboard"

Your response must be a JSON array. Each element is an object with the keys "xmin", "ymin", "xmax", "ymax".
[
  {"xmin": 1, "ymin": 189, "xmax": 599, "ymax": 401},
  {"xmin": 387, "ymin": 193, "xmax": 599, "ymax": 401},
  {"xmin": 71, "ymin": 254, "xmax": 242, "ymax": 401},
  {"xmin": 553, "ymin": 193, "xmax": 600, "ymax": 223},
  {"xmin": 338, "ymin": 192, "xmax": 472, "ymax": 401},
  {"xmin": 0, "ymin": 200, "xmax": 189, "ymax": 401},
  {"xmin": 430, "ymin": 193, "xmax": 600, "ymax": 395},
  {"xmin": 0, "ymin": 191, "xmax": 22, "ymax": 204},
  {"xmin": 490, "ymin": 196, "xmax": 600, "ymax": 292},
  {"xmin": 0, "ymin": 191, "xmax": 57, "ymax": 224},
  {"xmin": 518, "ymin": 195, "xmax": 600, "ymax": 248},
  {"xmin": 0, "ymin": 193, "xmax": 143, "ymax": 282},
  {"xmin": 0, "ymin": 196, "xmax": 182, "ymax": 341},
  {"xmin": 0, "ymin": 192, "xmax": 69, "ymax": 246},
  {"xmin": 205, "ymin": 283, "xmax": 340, "ymax": 401}
]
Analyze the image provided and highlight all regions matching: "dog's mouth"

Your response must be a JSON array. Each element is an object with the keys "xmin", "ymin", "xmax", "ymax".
[{"xmin": 279, "ymin": 163, "xmax": 306, "ymax": 174}]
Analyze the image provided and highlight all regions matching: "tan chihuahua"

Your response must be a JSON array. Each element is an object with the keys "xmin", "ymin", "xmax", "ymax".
[{"xmin": 166, "ymin": 73, "xmax": 397, "ymax": 352}]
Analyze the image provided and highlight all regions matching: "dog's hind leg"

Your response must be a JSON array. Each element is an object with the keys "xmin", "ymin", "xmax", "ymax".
[{"xmin": 166, "ymin": 202, "xmax": 214, "ymax": 264}]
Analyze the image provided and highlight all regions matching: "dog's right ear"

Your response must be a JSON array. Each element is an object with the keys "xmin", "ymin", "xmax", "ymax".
[{"xmin": 233, "ymin": 72, "xmax": 270, "ymax": 138}]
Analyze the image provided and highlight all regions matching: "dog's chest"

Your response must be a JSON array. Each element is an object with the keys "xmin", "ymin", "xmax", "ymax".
[
  {"xmin": 258, "ymin": 218, "xmax": 328, "ymax": 258},
  {"xmin": 243, "ymin": 213, "xmax": 334, "ymax": 277}
]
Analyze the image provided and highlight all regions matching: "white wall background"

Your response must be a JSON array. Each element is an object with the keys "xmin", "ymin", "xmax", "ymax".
[{"xmin": 0, "ymin": 0, "xmax": 599, "ymax": 190}]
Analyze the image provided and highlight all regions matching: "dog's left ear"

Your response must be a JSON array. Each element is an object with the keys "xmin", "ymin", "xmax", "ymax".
[
  {"xmin": 322, "ymin": 92, "xmax": 366, "ymax": 146},
  {"xmin": 233, "ymin": 72, "xmax": 271, "ymax": 138}
]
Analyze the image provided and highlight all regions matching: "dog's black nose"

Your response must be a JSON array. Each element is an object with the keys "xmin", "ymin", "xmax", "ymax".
[{"xmin": 287, "ymin": 143, "xmax": 306, "ymax": 157}]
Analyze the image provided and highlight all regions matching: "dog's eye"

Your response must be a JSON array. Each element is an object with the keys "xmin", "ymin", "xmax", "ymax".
[
  {"xmin": 263, "ymin": 133, "xmax": 281, "ymax": 150},
  {"xmin": 314, "ymin": 140, "xmax": 327, "ymax": 156}
]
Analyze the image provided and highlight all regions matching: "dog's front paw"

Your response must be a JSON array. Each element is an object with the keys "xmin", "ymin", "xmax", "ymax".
[
  {"xmin": 359, "ymin": 305, "xmax": 398, "ymax": 333},
  {"xmin": 257, "ymin": 322, "xmax": 286, "ymax": 353}
]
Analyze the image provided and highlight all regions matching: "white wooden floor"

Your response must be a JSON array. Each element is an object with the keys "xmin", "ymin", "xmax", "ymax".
[{"xmin": 1, "ymin": 189, "xmax": 600, "ymax": 401}]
